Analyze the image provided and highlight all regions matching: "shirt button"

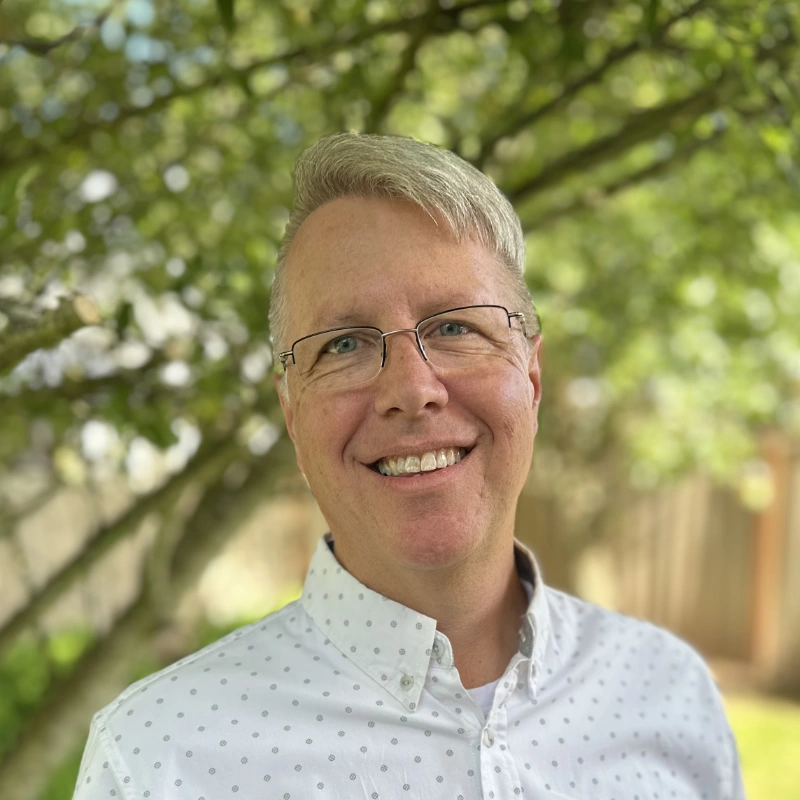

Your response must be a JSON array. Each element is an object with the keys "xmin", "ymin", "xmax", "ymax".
[
  {"xmin": 432, "ymin": 643, "xmax": 441, "ymax": 657},
  {"xmin": 482, "ymin": 727, "xmax": 495, "ymax": 748},
  {"xmin": 400, "ymin": 674, "xmax": 414, "ymax": 690}
]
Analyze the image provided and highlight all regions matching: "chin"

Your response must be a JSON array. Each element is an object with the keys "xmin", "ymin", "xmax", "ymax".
[{"xmin": 385, "ymin": 522, "xmax": 482, "ymax": 571}]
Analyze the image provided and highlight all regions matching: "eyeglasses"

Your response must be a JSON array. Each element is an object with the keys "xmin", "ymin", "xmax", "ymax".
[{"xmin": 278, "ymin": 304, "xmax": 531, "ymax": 390}]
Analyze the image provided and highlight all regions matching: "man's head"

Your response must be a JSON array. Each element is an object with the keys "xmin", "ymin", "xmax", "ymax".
[
  {"xmin": 269, "ymin": 133, "xmax": 539, "ymax": 381},
  {"xmin": 270, "ymin": 133, "xmax": 542, "ymax": 585}
]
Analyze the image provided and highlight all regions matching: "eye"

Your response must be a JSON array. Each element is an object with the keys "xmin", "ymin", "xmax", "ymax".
[
  {"xmin": 436, "ymin": 321, "xmax": 470, "ymax": 337},
  {"xmin": 324, "ymin": 334, "xmax": 359, "ymax": 355}
]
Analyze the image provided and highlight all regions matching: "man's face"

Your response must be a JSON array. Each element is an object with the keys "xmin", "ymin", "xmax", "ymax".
[{"xmin": 277, "ymin": 196, "xmax": 541, "ymax": 579}]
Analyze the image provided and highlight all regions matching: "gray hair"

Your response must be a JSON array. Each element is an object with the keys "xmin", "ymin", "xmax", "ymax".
[{"xmin": 270, "ymin": 132, "xmax": 539, "ymax": 396}]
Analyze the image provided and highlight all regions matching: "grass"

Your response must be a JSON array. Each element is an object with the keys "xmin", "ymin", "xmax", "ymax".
[{"xmin": 724, "ymin": 692, "xmax": 800, "ymax": 800}]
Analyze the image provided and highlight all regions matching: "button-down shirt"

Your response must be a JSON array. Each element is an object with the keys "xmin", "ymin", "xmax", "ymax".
[{"xmin": 73, "ymin": 533, "xmax": 745, "ymax": 799}]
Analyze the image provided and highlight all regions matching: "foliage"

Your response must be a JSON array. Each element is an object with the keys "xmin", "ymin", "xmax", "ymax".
[
  {"xmin": 0, "ymin": 0, "xmax": 799, "ymax": 797},
  {"xmin": 0, "ymin": 0, "xmax": 797, "ymax": 493},
  {"xmin": 0, "ymin": 630, "xmax": 94, "ymax": 757},
  {"xmin": 37, "ymin": 749, "xmax": 84, "ymax": 800}
]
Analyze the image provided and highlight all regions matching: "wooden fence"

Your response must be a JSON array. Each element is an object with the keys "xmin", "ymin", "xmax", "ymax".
[
  {"xmin": 518, "ymin": 433, "xmax": 800, "ymax": 695},
  {"xmin": 2, "ymin": 435, "xmax": 797, "ymax": 696}
]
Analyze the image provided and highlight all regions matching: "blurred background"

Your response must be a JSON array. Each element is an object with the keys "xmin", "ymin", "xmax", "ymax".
[{"xmin": 1, "ymin": 0, "xmax": 799, "ymax": 798}]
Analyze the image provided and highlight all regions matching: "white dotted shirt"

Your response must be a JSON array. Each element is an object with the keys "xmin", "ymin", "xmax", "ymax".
[{"xmin": 73, "ymin": 533, "xmax": 745, "ymax": 799}]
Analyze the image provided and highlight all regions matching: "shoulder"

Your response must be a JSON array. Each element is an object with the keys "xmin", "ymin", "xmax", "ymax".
[
  {"xmin": 537, "ymin": 587, "xmax": 743, "ymax": 798},
  {"xmin": 93, "ymin": 600, "xmax": 304, "ymax": 728},
  {"xmin": 541, "ymin": 586, "xmax": 734, "ymax": 746},
  {"xmin": 542, "ymin": 585, "xmax": 718, "ymax": 689}
]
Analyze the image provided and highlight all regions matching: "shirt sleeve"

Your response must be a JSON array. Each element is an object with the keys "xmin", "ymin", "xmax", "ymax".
[
  {"xmin": 726, "ymin": 725, "xmax": 747, "ymax": 800},
  {"xmin": 694, "ymin": 652, "xmax": 748, "ymax": 800},
  {"xmin": 72, "ymin": 714, "xmax": 128, "ymax": 800}
]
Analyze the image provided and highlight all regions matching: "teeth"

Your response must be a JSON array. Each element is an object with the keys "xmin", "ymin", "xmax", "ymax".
[
  {"xmin": 405, "ymin": 456, "xmax": 421, "ymax": 473},
  {"xmin": 375, "ymin": 448, "xmax": 467, "ymax": 477}
]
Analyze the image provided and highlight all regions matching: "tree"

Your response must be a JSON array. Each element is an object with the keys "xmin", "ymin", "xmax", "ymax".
[{"xmin": 0, "ymin": 0, "xmax": 798, "ymax": 797}]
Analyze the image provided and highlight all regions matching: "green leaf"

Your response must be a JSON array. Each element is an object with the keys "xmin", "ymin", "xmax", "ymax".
[
  {"xmin": 0, "ymin": 164, "xmax": 41, "ymax": 214},
  {"xmin": 216, "ymin": 0, "xmax": 236, "ymax": 32}
]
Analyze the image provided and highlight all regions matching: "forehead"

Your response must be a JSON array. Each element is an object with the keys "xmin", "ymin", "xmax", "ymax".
[{"xmin": 284, "ymin": 196, "xmax": 512, "ymax": 333}]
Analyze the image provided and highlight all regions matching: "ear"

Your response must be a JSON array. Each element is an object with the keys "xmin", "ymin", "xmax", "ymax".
[
  {"xmin": 274, "ymin": 373, "xmax": 305, "ymax": 474},
  {"xmin": 528, "ymin": 335, "xmax": 543, "ymax": 428}
]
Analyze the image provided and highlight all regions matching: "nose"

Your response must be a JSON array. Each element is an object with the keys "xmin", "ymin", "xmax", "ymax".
[{"xmin": 373, "ymin": 330, "xmax": 448, "ymax": 416}]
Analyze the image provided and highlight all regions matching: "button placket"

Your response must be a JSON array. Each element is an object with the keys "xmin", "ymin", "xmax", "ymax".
[
  {"xmin": 480, "ymin": 700, "xmax": 522, "ymax": 800},
  {"xmin": 482, "ymin": 726, "xmax": 495, "ymax": 748}
]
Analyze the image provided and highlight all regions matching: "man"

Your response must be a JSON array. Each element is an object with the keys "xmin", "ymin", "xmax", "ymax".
[{"xmin": 74, "ymin": 133, "xmax": 745, "ymax": 799}]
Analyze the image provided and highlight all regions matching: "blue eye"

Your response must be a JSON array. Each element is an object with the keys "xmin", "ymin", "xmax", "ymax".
[
  {"xmin": 325, "ymin": 335, "xmax": 359, "ymax": 355},
  {"xmin": 437, "ymin": 321, "xmax": 469, "ymax": 336}
]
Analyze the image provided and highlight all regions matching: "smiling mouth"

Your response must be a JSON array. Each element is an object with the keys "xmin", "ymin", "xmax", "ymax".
[{"xmin": 369, "ymin": 447, "xmax": 471, "ymax": 477}]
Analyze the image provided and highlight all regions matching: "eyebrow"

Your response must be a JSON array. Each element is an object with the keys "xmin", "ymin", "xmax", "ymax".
[{"xmin": 322, "ymin": 312, "xmax": 370, "ymax": 327}]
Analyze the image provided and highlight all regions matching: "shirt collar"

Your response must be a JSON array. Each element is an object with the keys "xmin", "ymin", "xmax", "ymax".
[
  {"xmin": 514, "ymin": 535, "xmax": 551, "ymax": 693},
  {"xmin": 300, "ymin": 533, "xmax": 550, "ymax": 711}
]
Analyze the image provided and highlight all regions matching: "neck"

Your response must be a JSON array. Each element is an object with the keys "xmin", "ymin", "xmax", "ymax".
[
  {"xmin": 331, "ymin": 534, "xmax": 529, "ymax": 690},
  {"xmin": 445, "ymin": 563, "xmax": 529, "ymax": 689}
]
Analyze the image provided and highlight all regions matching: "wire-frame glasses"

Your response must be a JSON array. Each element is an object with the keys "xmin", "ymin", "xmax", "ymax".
[{"xmin": 278, "ymin": 304, "xmax": 530, "ymax": 390}]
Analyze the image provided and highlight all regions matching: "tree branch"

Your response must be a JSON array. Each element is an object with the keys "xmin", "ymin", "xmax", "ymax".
[
  {"xmin": 0, "ymin": 434, "xmax": 297, "ymax": 800},
  {"xmin": 362, "ymin": 15, "xmax": 430, "ymax": 134},
  {"xmin": 519, "ymin": 92, "xmax": 786, "ymax": 230},
  {"xmin": 522, "ymin": 129, "xmax": 726, "ymax": 231},
  {"xmin": 0, "ymin": 0, "xmax": 511, "ymax": 179},
  {"xmin": 0, "ymin": 359, "xmax": 162, "ymax": 416},
  {"xmin": 0, "ymin": 591, "xmax": 155, "ymax": 800},
  {"xmin": 504, "ymin": 33, "xmax": 796, "ymax": 207},
  {"xmin": 0, "ymin": 1, "xmax": 120, "ymax": 58},
  {"xmin": 474, "ymin": 0, "xmax": 711, "ymax": 168},
  {"xmin": 167, "ymin": 435, "xmax": 297, "ymax": 600},
  {"xmin": 0, "ymin": 431, "xmax": 242, "ymax": 658},
  {"xmin": 0, "ymin": 296, "xmax": 100, "ymax": 376},
  {"xmin": 505, "ymin": 84, "xmax": 720, "ymax": 205},
  {"xmin": 0, "ymin": 484, "xmax": 59, "ymax": 542}
]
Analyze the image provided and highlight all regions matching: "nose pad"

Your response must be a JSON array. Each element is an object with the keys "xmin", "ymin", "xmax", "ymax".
[
  {"xmin": 381, "ymin": 328, "xmax": 428, "ymax": 368},
  {"xmin": 373, "ymin": 329, "xmax": 448, "ymax": 415}
]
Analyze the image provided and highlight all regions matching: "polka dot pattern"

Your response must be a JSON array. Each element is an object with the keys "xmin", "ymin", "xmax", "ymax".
[{"xmin": 72, "ymin": 534, "xmax": 745, "ymax": 799}]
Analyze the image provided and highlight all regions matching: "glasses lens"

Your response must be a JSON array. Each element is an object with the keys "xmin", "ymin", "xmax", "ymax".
[
  {"xmin": 292, "ymin": 328, "xmax": 382, "ymax": 388},
  {"xmin": 418, "ymin": 306, "xmax": 514, "ymax": 369}
]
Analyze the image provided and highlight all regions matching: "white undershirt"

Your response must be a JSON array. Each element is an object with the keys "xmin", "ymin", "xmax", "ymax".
[{"xmin": 465, "ymin": 579, "xmax": 533, "ymax": 717}]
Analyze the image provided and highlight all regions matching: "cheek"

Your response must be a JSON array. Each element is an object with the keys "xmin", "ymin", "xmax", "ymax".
[
  {"xmin": 469, "ymin": 362, "xmax": 535, "ymax": 439},
  {"xmin": 293, "ymin": 393, "xmax": 366, "ymax": 465},
  {"xmin": 493, "ymin": 388, "xmax": 534, "ymax": 451},
  {"xmin": 477, "ymin": 386, "xmax": 536, "ymax": 479}
]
